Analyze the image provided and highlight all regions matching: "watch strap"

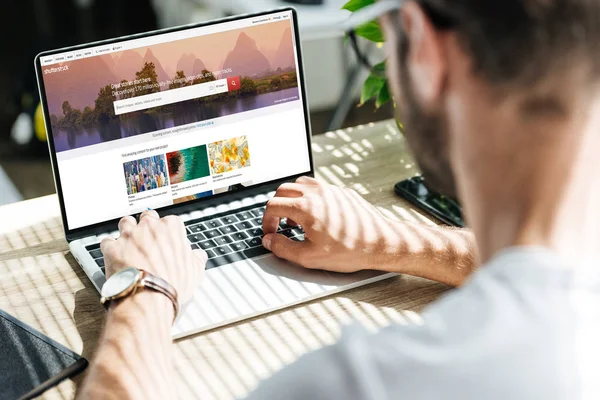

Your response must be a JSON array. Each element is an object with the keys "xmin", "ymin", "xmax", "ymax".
[
  {"xmin": 139, "ymin": 270, "xmax": 180, "ymax": 323},
  {"xmin": 101, "ymin": 268, "xmax": 180, "ymax": 324}
]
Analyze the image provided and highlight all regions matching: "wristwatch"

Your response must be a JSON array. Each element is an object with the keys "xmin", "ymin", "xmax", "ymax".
[{"xmin": 100, "ymin": 267, "xmax": 180, "ymax": 323}]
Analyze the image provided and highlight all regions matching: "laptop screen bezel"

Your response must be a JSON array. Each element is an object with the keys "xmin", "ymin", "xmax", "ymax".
[{"xmin": 35, "ymin": 8, "xmax": 314, "ymax": 241}]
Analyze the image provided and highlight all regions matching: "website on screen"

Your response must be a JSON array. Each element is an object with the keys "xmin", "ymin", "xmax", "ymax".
[{"xmin": 40, "ymin": 11, "xmax": 311, "ymax": 230}]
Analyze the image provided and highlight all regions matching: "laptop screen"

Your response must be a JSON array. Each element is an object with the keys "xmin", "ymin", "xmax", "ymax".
[{"xmin": 37, "ymin": 10, "xmax": 311, "ymax": 232}]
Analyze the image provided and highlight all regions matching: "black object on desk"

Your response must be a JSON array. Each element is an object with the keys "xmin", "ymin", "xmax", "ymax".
[
  {"xmin": 0, "ymin": 308, "xmax": 88, "ymax": 400},
  {"xmin": 394, "ymin": 176, "xmax": 464, "ymax": 227}
]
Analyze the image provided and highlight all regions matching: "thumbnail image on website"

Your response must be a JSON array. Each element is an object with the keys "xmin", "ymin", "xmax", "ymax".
[
  {"xmin": 42, "ymin": 12, "xmax": 312, "ymax": 230},
  {"xmin": 124, "ymin": 154, "xmax": 169, "ymax": 195},
  {"xmin": 167, "ymin": 144, "xmax": 211, "ymax": 184},
  {"xmin": 208, "ymin": 136, "xmax": 251, "ymax": 175}
]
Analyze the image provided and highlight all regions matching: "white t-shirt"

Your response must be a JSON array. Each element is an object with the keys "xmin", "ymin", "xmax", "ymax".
[{"xmin": 246, "ymin": 247, "xmax": 600, "ymax": 399}]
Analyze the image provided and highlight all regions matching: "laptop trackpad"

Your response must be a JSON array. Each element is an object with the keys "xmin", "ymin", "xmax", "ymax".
[
  {"xmin": 253, "ymin": 255, "xmax": 388, "ymax": 287},
  {"xmin": 252, "ymin": 253, "xmax": 333, "ymax": 285},
  {"xmin": 216, "ymin": 253, "xmax": 337, "ymax": 301}
]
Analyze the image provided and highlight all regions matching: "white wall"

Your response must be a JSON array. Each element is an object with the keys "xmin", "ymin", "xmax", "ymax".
[{"xmin": 0, "ymin": 166, "xmax": 22, "ymax": 206}]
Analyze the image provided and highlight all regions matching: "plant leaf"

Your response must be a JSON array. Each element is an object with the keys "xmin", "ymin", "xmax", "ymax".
[
  {"xmin": 342, "ymin": 0, "xmax": 375, "ymax": 12},
  {"xmin": 361, "ymin": 74, "xmax": 385, "ymax": 105},
  {"xmin": 354, "ymin": 21, "xmax": 384, "ymax": 43},
  {"xmin": 373, "ymin": 60, "xmax": 386, "ymax": 73},
  {"xmin": 375, "ymin": 81, "xmax": 391, "ymax": 109}
]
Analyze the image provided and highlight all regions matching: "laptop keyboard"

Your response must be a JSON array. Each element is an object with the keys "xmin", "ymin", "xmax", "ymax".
[{"xmin": 85, "ymin": 204, "xmax": 305, "ymax": 275}]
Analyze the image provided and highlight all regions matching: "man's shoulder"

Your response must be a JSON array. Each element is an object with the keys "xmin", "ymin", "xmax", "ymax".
[
  {"xmin": 247, "ymin": 247, "xmax": 598, "ymax": 400},
  {"xmin": 327, "ymin": 247, "xmax": 592, "ymax": 399}
]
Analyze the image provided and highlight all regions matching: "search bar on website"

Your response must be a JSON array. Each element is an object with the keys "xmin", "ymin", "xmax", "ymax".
[{"xmin": 113, "ymin": 76, "xmax": 240, "ymax": 116}]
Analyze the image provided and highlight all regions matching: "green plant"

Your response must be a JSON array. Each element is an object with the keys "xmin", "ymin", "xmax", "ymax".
[{"xmin": 342, "ymin": 0, "xmax": 391, "ymax": 109}]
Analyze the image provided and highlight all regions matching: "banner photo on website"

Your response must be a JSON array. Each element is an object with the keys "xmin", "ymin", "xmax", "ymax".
[{"xmin": 42, "ymin": 20, "xmax": 299, "ymax": 153}]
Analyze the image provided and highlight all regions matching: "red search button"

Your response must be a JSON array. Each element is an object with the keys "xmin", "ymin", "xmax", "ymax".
[{"xmin": 228, "ymin": 76, "xmax": 241, "ymax": 91}]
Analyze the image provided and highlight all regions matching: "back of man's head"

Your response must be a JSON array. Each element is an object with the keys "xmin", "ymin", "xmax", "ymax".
[
  {"xmin": 380, "ymin": 0, "xmax": 600, "ymax": 234},
  {"xmin": 380, "ymin": 0, "xmax": 600, "ymax": 262},
  {"xmin": 424, "ymin": 0, "xmax": 600, "ymax": 89}
]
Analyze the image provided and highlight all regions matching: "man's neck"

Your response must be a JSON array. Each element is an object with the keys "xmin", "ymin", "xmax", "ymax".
[{"xmin": 458, "ymin": 95, "xmax": 600, "ymax": 267}]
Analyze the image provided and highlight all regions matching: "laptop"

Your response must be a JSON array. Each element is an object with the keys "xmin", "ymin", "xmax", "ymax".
[{"xmin": 35, "ymin": 8, "xmax": 394, "ymax": 338}]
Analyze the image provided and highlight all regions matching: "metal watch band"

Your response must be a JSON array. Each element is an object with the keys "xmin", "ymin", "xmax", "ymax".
[
  {"xmin": 139, "ymin": 270, "xmax": 180, "ymax": 323},
  {"xmin": 101, "ymin": 269, "xmax": 180, "ymax": 324}
]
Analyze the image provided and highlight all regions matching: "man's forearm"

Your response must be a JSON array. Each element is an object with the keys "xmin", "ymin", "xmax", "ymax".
[
  {"xmin": 373, "ymin": 220, "xmax": 477, "ymax": 287},
  {"xmin": 78, "ymin": 291, "xmax": 175, "ymax": 400}
]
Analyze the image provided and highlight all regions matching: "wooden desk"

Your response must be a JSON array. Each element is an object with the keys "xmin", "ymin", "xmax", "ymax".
[{"xmin": 0, "ymin": 120, "xmax": 451, "ymax": 400}]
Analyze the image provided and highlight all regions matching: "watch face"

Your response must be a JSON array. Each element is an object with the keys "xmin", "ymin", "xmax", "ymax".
[{"xmin": 101, "ymin": 267, "xmax": 140, "ymax": 299}]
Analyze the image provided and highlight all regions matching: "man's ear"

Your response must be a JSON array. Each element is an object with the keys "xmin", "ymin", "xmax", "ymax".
[{"xmin": 401, "ymin": 2, "xmax": 447, "ymax": 107}]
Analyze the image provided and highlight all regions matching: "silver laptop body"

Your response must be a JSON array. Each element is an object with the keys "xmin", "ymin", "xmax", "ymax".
[{"xmin": 35, "ymin": 8, "xmax": 394, "ymax": 338}]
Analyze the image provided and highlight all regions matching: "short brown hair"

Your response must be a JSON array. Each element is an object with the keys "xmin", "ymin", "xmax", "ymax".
[{"xmin": 419, "ymin": 0, "xmax": 600, "ymax": 87}]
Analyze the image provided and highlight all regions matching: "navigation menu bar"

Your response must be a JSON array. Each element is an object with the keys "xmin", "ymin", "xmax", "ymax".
[{"xmin": 39, "ymin": 10, "xmax": 292, "ymax": 67}]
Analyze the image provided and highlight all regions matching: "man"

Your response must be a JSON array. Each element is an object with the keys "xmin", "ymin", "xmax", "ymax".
[{"xmin": 79, "ymin": 0, "xmax": 600, "ymax": 399}]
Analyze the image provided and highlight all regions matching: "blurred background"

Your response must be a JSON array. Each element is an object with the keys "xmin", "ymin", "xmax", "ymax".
[{"xmin": 0, "ymin": 0, "xmax": 392, "ymax": 205}]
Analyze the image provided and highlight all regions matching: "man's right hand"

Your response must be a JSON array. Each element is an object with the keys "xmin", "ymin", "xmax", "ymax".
[
  {"xmin": 262, "ymin": 176, "xmax": 395, "ymax": 273},
  {"xmin": 262, "ymin": 177, "xmax": 475, "ymax": 286}
]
